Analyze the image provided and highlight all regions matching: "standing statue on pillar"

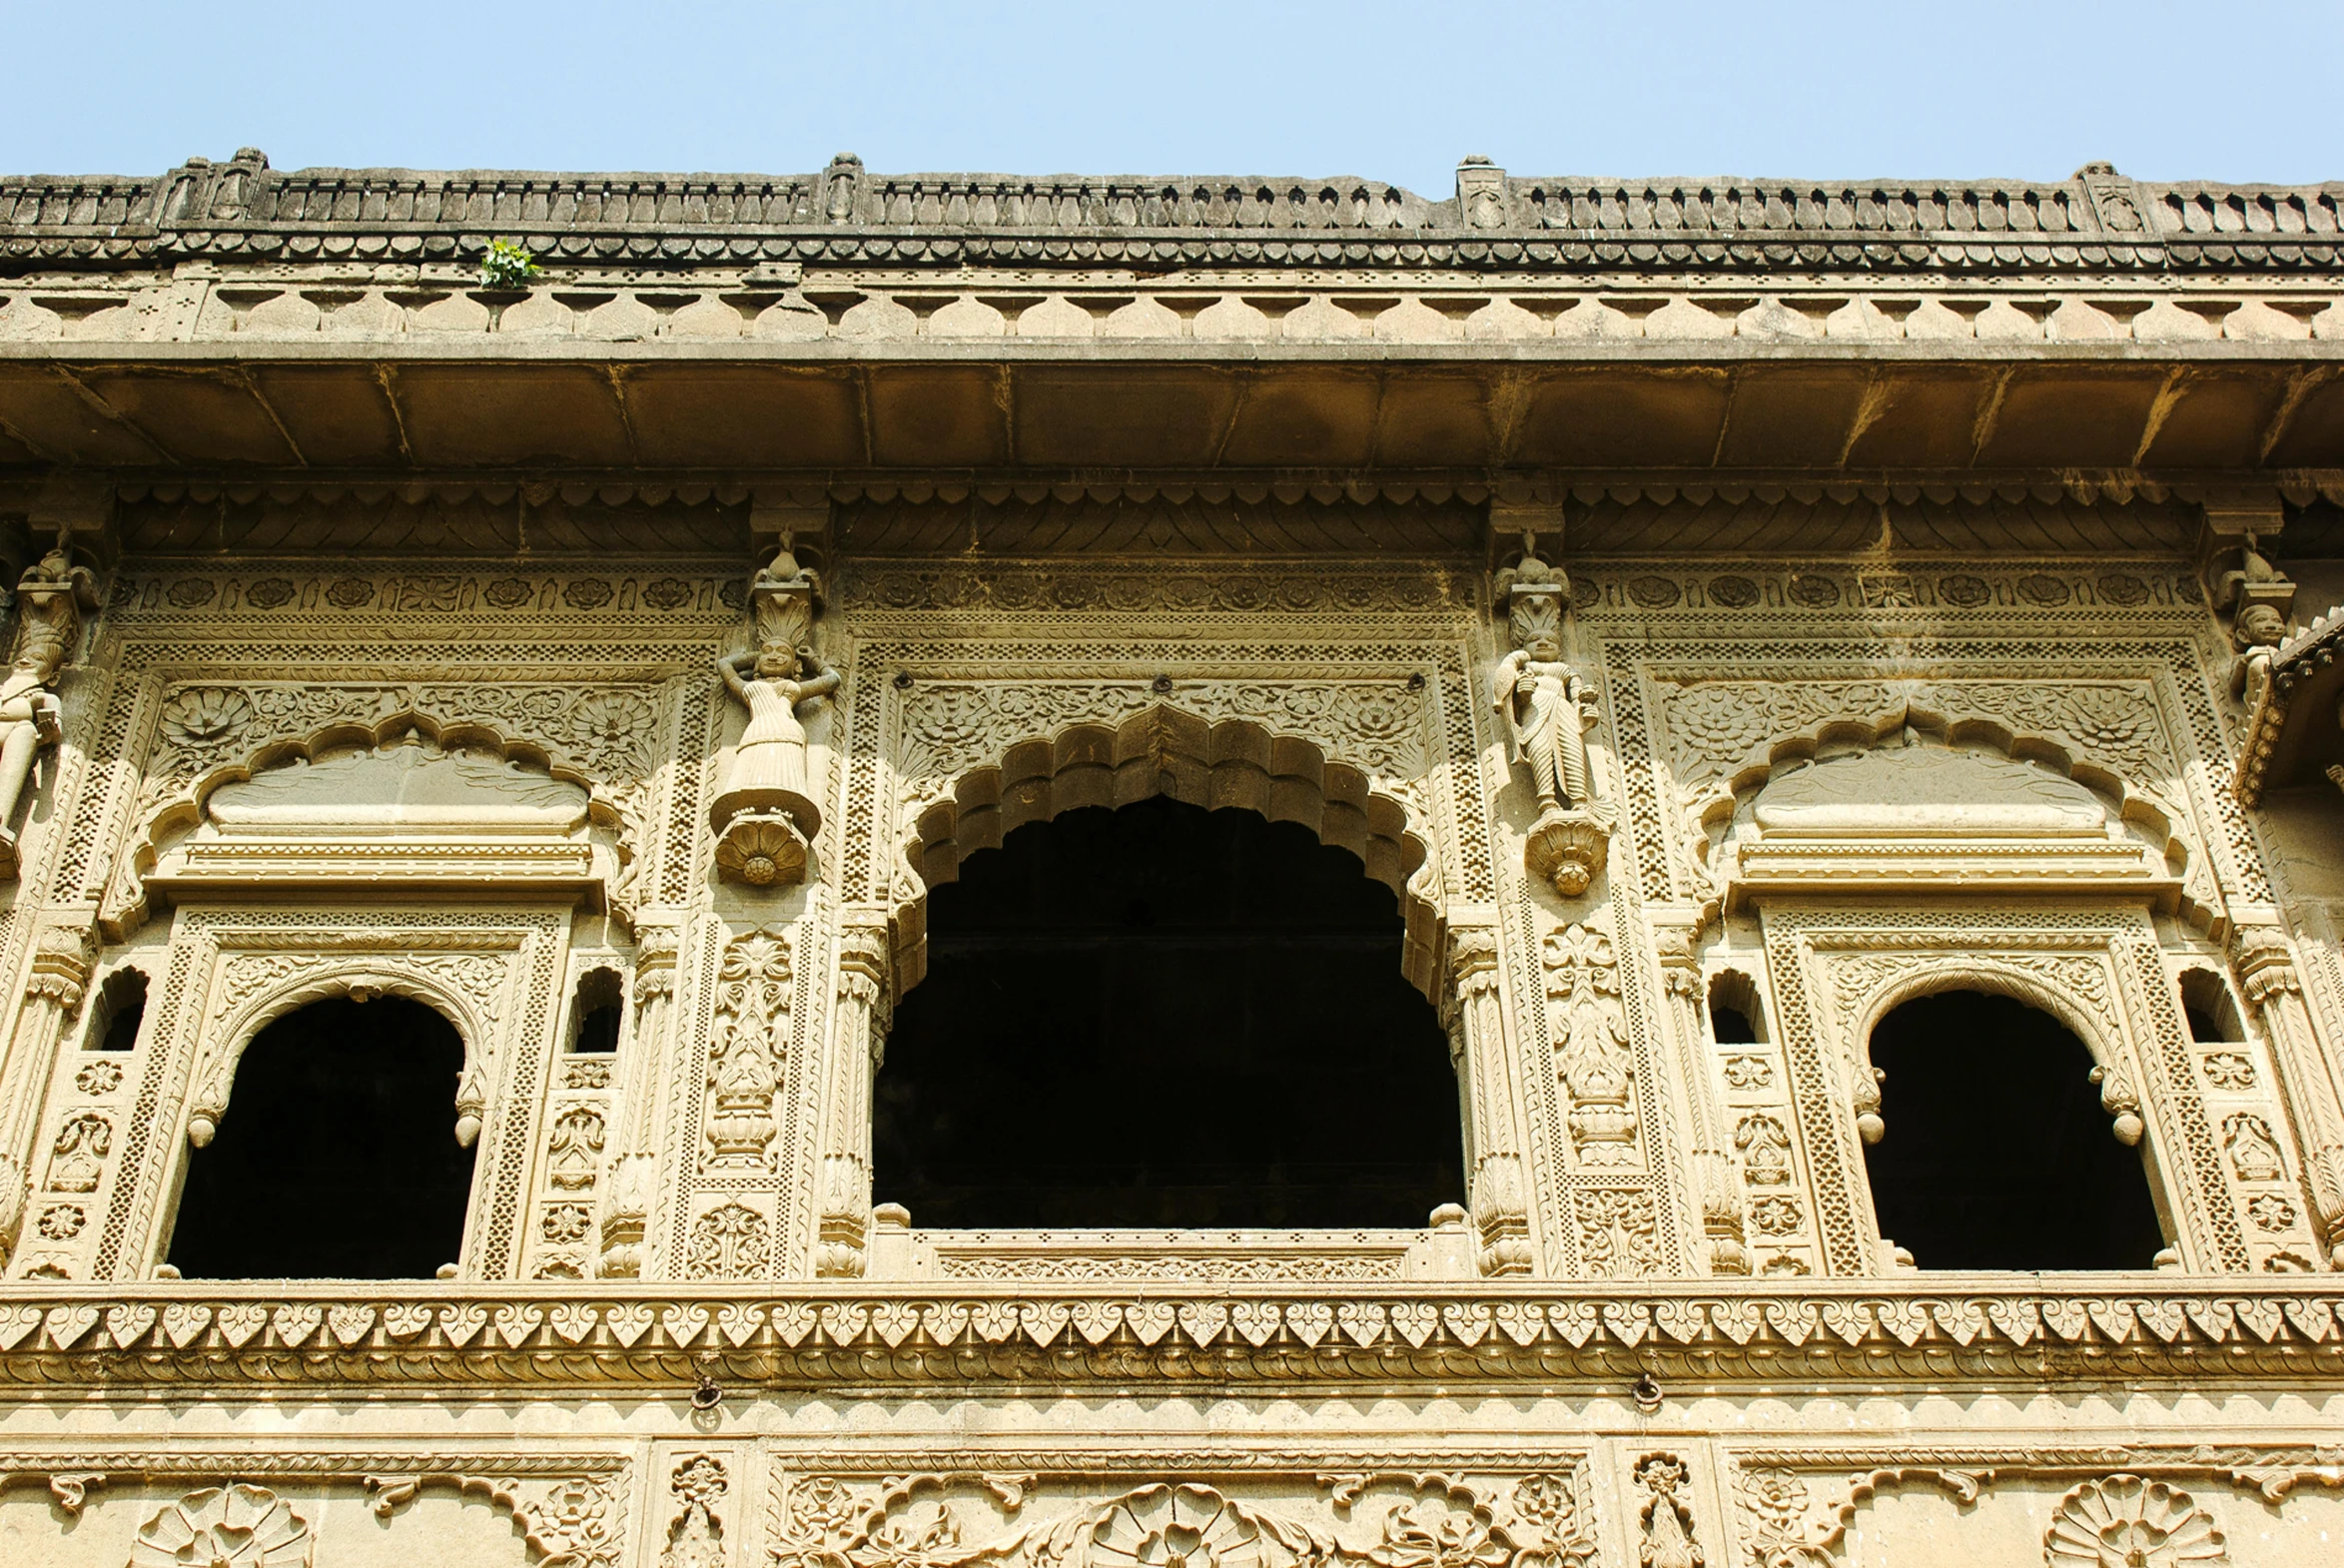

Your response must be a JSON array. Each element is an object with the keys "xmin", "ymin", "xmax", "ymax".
[
  {"xmin": 712, "ymin": 539, "xmax": 839, "ymax": 888},
  {"xmin": 0, "ymin": 546, "xmax": 98, "ymax": 880},
  {"xmin": 1493, "ymin": 535, "xmax": 1611, "ymax": 898}
]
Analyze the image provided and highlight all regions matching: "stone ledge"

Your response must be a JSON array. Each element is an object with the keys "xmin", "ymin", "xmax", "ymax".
[{"xmin": 0, "ymin": 1282, "xmax": 2333, "ymax": 1388}]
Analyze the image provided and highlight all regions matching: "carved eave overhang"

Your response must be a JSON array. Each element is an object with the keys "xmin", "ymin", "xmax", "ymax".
[
  {"xmin": 2235, "ymin": 609, "xmax": 2344, "ymax": 804},
  {"xmin": 3, "ymin": 159, "xmax": 2342, "ymax": 482},
  {"xmin": 1, "ymin": 339, "xmax": 2339, "ymax": 481},
  {"xmin": 0, "ymin": 1282, "xmax": 2336, "ymax": 1391}
]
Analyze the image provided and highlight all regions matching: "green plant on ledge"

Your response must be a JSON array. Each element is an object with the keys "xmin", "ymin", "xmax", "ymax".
[{"xmin": 477, "ymin": 238, "xmax": 540, "ymax": 290}]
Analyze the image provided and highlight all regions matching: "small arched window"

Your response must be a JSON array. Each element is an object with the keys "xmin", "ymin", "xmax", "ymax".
[
  {"xmin": 1862, "ymin": 988, "xmax": 2166, "ymax": 1270},
  {"xmin": 168, "ymin": 994, "xmax": 475, "ymax": 1278},
  {"xmin": 85, "ymin": 969, "xmax": 149, "ymax": 1053},
  {"xmin": 2180, "ymin": 970, "xmax": 2245, "ymax": 1044},
  {"xmin": 1707, "ymin": 970, "xmax": 1766, "ymax": 1045},
  {"xmin": 567, "ymin": 968, "xmax": 624, "ymax": 1055}
]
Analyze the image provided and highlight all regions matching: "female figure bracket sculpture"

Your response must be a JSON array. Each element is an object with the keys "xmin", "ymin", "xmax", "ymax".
[
  {"xmin": 0, "ymin": 546, "xmax": 99, "ymax": 879},
  {"xmin": 711, "ymin": 541, "xmax": 840, "ymax": 888},
  {"xmin": 1493, "ymin": 538, "xmax": 1611, "ymax": 898}
]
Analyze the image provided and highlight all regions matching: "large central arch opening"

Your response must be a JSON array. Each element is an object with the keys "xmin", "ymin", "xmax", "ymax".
[
  {"xmin": 1862, "ymin": 988, "xmax": 2167, "ymax": 1270},
  {"xmin": 874, "ymin": 796, "xmax": 1464, "ymax": 1227},
  {"xmin": 167, "ymin": 994, "xmax": 476, "ymax": 1278}
]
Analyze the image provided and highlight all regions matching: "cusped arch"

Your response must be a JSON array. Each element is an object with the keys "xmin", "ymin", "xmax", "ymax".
[
  {"xmin": 1691, "ymin": 706, "xmax": 2203, "ymax": 928},
  {"xmin": 189, "ymin": 967, "xmax": 488, "ymax": 1150},
  {"xmin": 1838, "ymin": 958, "xmax": 2150, "ymax": 1156},
  {"xmin": 1696, "ymin": 707, "xmax": 2182, "ymax": 854},
  {"xmin": 895, "ymin": 704, "xmax": 1441, "ymax": 995},
  {"xmin": 1846, "ymin": 962, "xmax": 2123, "ymax": 1077},
  {"xmin": 114, "ymin": 712, "xmax": 633, "ymax": 934}
]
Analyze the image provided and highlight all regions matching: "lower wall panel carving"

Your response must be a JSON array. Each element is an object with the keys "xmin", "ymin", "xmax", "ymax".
[{"xmin": 4, "ymin": 1433, "xmax": 2339, "ymax": 1568}]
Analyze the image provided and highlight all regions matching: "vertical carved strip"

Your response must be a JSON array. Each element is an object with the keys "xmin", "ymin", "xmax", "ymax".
[
  {"xmin": 2235, "ymin": 925, "xmax": 2344, "ymax": 1267},
  {"xmin": 1446, "ymin": 926, "xmax": 1534, "ymax": 1276},
  {"xmin": 703, "ymin": 927, "xmax": 792, "ymax": 1171},
  {"xmin": 0, "ymin": 922, "xmax": 94, "ymax": 1266},
  {"xmin": 1633, "ymin": 1453, "xmax": 1705, "ymax": 1568},
  {"xmin": 1653, "ymin": 926, "xmax": 1748, "ymax": 1275},
  {"xmin": 1763, "ymin": 926, "xmax": 1869, "ymax": 1277},
  {"xmin": 815, "ymin": 924, "xmax": 889, "ymax": 1277},
  {"xmin": 599, "ymin": 926, "xmax": 676, "ymax": 1279},
  {"xmin": 2123, "ymin": 941, "xmax": 2250, "ymax": 1272}
]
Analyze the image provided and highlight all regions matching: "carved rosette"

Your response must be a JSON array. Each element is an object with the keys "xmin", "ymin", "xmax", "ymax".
[
  {"xmin": 2044, "ymin": 1475, "xmax": 2226, "ymax": 1567},
  {"xmin": 131, "ymin": 1484, "xmax": 313, "ymax": 1567}
]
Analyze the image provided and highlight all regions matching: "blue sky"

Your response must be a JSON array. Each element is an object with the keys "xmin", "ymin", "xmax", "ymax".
[{"xmin": 5, "ymin": 0, "xmax": 2336, "ymax": 189}]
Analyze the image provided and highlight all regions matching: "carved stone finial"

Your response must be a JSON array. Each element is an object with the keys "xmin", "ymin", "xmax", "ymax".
[{"xmin": 1456, "ymin": 155, "xmax": 1508, "ymax": 231}]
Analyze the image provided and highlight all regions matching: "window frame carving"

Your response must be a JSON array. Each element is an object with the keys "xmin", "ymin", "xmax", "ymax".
[
  {"xmin": 1760, "ymin": 905, "xmax": 2281, "ymax": 1276},
  {"xmin": 88, "ymin": 905, "xmax": 569, "ymax": 1284}
]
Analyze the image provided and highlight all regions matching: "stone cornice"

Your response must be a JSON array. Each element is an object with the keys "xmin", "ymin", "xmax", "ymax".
[
  {"xmin": 5, "ymin": 152, "xmax": 2341, "ymax": 279},
  {"xmin": 0, "ymin": 1281, "xmax": 2334, "ymax": 1391}
]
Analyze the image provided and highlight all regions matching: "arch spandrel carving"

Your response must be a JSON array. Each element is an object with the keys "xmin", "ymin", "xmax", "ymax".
[
  {"xmin": 108, "ymin": 680, "xmax": 674, "ymax": 934},
  {"xmin": 186, "ymin": 955, "xmax": 511, "ymax": 1150},
  {"xmin": 1644, "ymin": 674, "xmax": 2218, "ymax": 924}
]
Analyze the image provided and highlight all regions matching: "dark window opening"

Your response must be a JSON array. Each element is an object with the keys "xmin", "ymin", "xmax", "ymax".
[
  {"xmin": 2180, "ymin": 971, "xmax": 2243, "ymax": 1044},
  {"xmin": 568, "ymin": 967, "xmax": 624, "ymax": 1054},
  {"xmin": 1707, "ymin": 971, "xmax": 1765, "ymax": 1044},
  {"xmin": 1863, "ymin": 989, "xmax": 2165, "ymax": 1270},
  {"xmin": 87, "ymin": 969, "xmax": 149, "ymax": 1053},
  {"xmin": 167, "ymin": 994, "xmax": 475, "ymax": 1278},
  {"xmin": 875, "ymin": 796, "xmax": 1464, "ymax": 1228}
]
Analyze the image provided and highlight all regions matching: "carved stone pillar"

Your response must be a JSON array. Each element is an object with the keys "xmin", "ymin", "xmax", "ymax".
[
  {"xmin": 2234, "ymin": 925, "xmax": 2344, "ymax": 1267},
  {"xmin": 0, "ymin": 922, "xmax": 95, "ymax": 1263},
  {"xmin": 598, "ymin": 924, "xmax": 678, "ymax": 1279},
  {"xmin": 1653, "ymin": 926, "xmax": 1750, "ymax": 1275},
  {"xmin": 1444, "ymin": 927, "xmax": 1535, "ymax": 1276},
  {"xmin": 816, "ymin": 924, "xmax": 890, "ymax": 1277}
]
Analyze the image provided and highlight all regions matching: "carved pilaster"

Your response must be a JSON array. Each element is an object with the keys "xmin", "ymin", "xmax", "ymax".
[
  {"xmin": 1445, "ymin": 927, "xmax": 1535, "ymax": 1276},
  {"xmin": 2234, "ymin": 926, "xmax": 2344, "ymax": 1266},
  {"xmin": 0, "ymin": 921, "xmax": 95, "ymax": 1264},
  {"xmin": 1654, "ymin": 925, "xmax": 1750, "ymax": 1276},
  {"xmin": 594, "ymin": 926, "xmax": 677, "ymax": 1278},
  {"xmin": 816, "ymin": 923, "xmax": 891, "ymax": 1277}
]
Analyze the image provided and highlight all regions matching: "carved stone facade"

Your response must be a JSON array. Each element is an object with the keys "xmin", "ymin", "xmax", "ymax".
[{"xmin": 0, "ymin": 152, "xmax": 2338, "ymax": 1565}]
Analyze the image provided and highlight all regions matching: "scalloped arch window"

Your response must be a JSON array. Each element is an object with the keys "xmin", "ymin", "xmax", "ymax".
[
  {"xmin": 166, "ymin": 995, "xmax": 475, "ymax": 1278},
  {"xmin": 874, "ymin": 796, "xmax": 1463, "ymax": 1227}
]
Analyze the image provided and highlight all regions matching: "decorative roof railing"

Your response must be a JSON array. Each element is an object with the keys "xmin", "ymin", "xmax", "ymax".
[{"xmin": 3, "ymin": 151, "xmax": 2338, "ymax": 274}]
